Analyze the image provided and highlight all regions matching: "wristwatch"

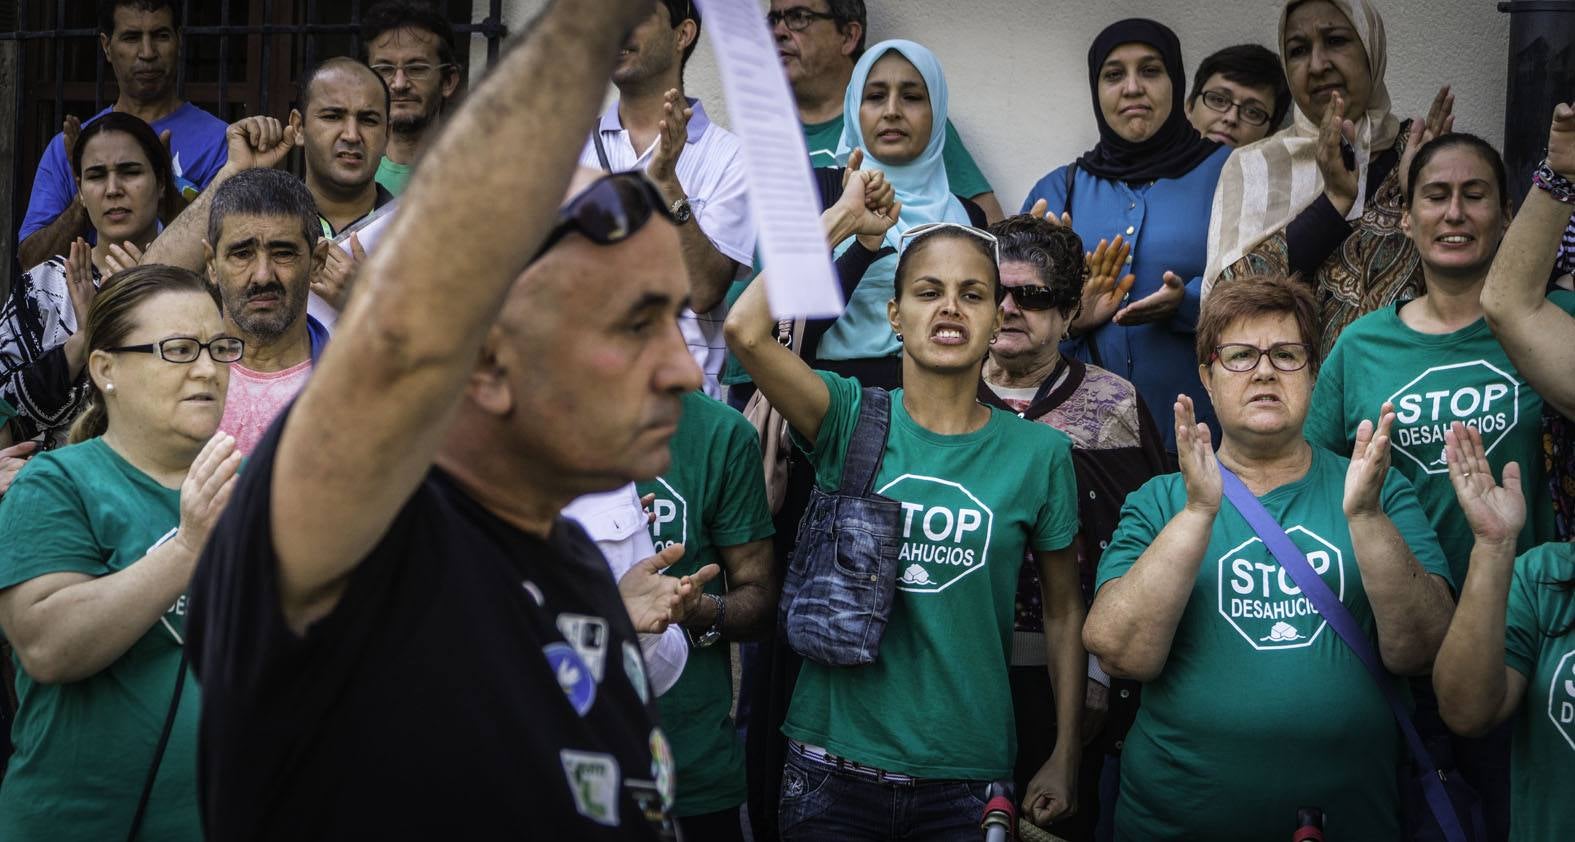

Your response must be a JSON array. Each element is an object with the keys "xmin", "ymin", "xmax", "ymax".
[
  {"xmin": 686, "ymin": 593, "xmax": 725, "ymax": 648},
  {"xmin": 670, "ymin": 196, "xmax": 694, "ymax": 225}
]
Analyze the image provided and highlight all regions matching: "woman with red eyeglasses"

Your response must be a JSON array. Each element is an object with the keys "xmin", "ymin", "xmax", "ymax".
[{"xmin": 1084, "ymin": 273, "xmax": 1455, "ymax": 839}]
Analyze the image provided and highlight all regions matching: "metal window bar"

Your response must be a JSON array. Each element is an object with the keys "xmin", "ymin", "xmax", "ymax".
[{"xmin": 3, "ymin": 0, "xmax": 507, "ymax": 272}]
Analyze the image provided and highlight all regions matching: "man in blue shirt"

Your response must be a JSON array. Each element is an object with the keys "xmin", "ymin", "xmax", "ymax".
[{"xmin": 17, "ymin": 0, "xmax": 228, "ymax": 270}]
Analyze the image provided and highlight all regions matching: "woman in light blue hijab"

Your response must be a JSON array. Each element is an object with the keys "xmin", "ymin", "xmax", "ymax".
[{"xmin": 815, "ymin": 39, "xmax": 983, "ymax": 384}]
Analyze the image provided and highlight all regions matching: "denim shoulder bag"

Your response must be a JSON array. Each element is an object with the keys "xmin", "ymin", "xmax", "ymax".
[
  {"xmin": 780, "ymin": 387, "xmax": 904, "ymax": 667},
  {"xmin": 1218, "ymin": 466, "xmax": 1484, "ymax": 842}
]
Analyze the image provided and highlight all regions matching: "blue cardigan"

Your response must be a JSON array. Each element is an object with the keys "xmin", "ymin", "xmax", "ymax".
[{"xmin": 1020, "ymin": 145, "xmax": 1230, "ymax": 453}]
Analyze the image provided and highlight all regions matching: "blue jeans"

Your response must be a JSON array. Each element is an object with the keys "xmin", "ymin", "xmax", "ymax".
[{"xmin": 778, "ymin": 748, "xmax": 993, "ymax": 841}]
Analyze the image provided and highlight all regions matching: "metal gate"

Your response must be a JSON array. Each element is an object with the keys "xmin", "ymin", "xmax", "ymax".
[{"xmin": 0, "ymin": 0, "xmax": 508, "ymax": 279}]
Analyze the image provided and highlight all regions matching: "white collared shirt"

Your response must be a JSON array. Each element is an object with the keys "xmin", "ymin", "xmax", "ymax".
[{"xmin": 580, "ymin": 98, "xmax": 755, "ymax": 399}]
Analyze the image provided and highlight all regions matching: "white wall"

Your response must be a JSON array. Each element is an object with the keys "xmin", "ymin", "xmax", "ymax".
[{"xmin": 478, "ymin": 0, "xmax": 1509, "ymax": 211}]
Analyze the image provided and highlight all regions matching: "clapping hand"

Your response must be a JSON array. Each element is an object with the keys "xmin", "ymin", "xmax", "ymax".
[
  {"xmin": 1176, "ymin": 394, "xmax": 1221, "ymax": 515},
  {"xmin": 1444, "ymin": 422, "xmax": 1525, "ymax": 545},
  {"xmin": 620, "ymin": 543, "xmax": 693, "ymax": 634},
  {"xmin": 101, "ymin": 241, "xmax": 144, "ymax": 275},
  {"xmin": 1027, "ymin": 197, "xmax": 1072, "ymax": 228},
  {"xmin": 1399, "ymin": 86, "xmax": 1455, "ymax": 197},
  {"xmin": 1342, "ymin": 402, "xmax": 1396, "ymax": 518},
  {"xmin": 311, "ymin": 233, "xmax": 366, "ymax": 312},
  {"xmin": 1070, "ymin": 236, "xmax": 1134, "ymax": 335},
  {"xmin": 61, "ymin": 114, "xmax": 81, "ymax": 157},
  {"xmin": 1113, "ymin": 270, "xmax": 1185, "ymax": 326},
  {"xmin": 63, "ymin": 237, "xmax": 98, "ymax": 329},
  {"xmin": 174, "ymin": 432, "xmax": 242, "ymax": 557},
  {"xmin": 648, "ymin": 88, "xmax": 692, "ymax": 191},
  {"xmin": 670, "ymin": 563, "xmax": 723, "ymax": 626},
  {"xmin": 1316, "ymin": 91, "xmax": 1360, "ymax": 216}
]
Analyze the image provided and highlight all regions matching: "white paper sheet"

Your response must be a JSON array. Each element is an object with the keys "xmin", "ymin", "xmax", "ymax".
[
  {"xmin": 692, "ymin": 0, "xmax": 843, "ymax": 319},
  {"xmin": 333, "ymin": 200, "xmax": 398, "ymax": 255}
]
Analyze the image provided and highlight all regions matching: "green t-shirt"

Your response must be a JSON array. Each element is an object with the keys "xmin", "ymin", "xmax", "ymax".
[
  {"xmin": 1503, "ymin": 541, "xmax": 1575, "ymax": 842},
  {"xmin": 1305, "ymin": 293, "xmax": 1575, "ymax": 583},
  {"xmin": 801, "ymin": 116, "xmax": 993, "ymax": 199},
  {"xmin": 1095, "ymin": 447, "xmax": 1452, "ymax": 841},
  {"xmin": 375, "ymin": 155, "xmax": 412, "ymax": 196},
  {"xmin": 636, "ymin": 391, "xmax": 774, "ymax": 816},
  {"xmin": 0, "ymin": 438, "xmax": 200, "ymax": 841},
  {"xmin": 783, "ymin": 372, "xmax": 1078, "ymax": 779}
]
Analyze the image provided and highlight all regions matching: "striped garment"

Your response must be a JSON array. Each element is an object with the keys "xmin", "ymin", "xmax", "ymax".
[{"xmin": 0, "ymin": 257, "xmax": 96, "ymax": 444}]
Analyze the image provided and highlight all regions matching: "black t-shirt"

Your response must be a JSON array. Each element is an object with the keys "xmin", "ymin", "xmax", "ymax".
[{"xmin": 187, "ymin": 411, "xmax": 676, "ymax": 841}]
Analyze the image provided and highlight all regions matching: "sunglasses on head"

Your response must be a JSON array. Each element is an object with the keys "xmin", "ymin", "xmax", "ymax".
[
  {"xmin": 898, "ymin": 222, "xmax": 1002, "ymax": 264},
  {"xmin": 530, "ymin": 171, "xmax": 677, "ymax": 263}
]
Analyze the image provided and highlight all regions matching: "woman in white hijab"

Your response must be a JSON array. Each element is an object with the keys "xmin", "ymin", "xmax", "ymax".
[{"xmin": 1203, "ymin": 0, "xmax": 1453, "ymax": 354}]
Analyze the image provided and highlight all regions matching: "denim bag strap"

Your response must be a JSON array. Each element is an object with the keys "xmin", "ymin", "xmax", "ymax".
[
  {"xmin": 1218, "ymin": 466, "xmax": 1469, "ymax": 842},
  {"xmin": 835, "ymin": 388, "xmax": 891, "ymax": 495}
]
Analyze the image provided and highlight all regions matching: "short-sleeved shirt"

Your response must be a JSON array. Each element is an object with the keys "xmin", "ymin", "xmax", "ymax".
[
  {"xmin": 1305, "ymin": 294, "xmax": 1575, "ymax": 583},
  {"xmin": 578, "ymin": 99, "xmax": 755, "ymax": 399},
  {"xmin": 0, "ymin": 438, "xmax": 200, "ymax": 841},
  {"xmin": 782, "ymin": 372, "xmax": 1078, "ymax": 780},
  {"xmin": 187, "ymin": 408, "xmax": 678, "ymax": 840},
  {"xmin": 1095, "ymin": 447, "xmax": 1453, "ymax": 840},
  {"xmin": 636, "ymin": 390, "xmax": 774, "ymax": 816},
  {"xmin": 19, "ymin": 103, "xmax": 229, "ymax": 242},
  {"xmin": 1503, "ymin": 541, "xmax": 1575, "ymax": 841},
  {"xmin": 802, "ymin": 116, "xmax": 992, "ymax": 200},
  {"xmin": 375, "ymin": 156, "xmax": 411, "ymax": 196}
]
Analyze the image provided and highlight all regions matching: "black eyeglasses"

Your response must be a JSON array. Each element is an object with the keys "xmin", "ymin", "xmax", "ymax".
[
  {"xmin": 1210, "ymin": 342, "xmax": 1311, "ymax": 372},
  {"xmin": 531, "ymin": 171, "xmax": 678, "ymax": 263},
  {"xmin": 106, "ymin": 336, "xmax": 245, "ymax": 364},
  {"xmin": 1199, "ymin": 90, "xmax": 1273, "ymax": 127},
  {"xmin": 1004, "ymin": 284, "xmax": 1065, "ymax": 311},
  {"xmin": 766, "ymin": 6, "xmax": 838, "ymax": 31}
]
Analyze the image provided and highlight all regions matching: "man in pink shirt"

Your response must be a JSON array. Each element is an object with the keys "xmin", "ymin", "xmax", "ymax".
[{"xmin": 203, "ymin": 168, "xmax": 331, "ymax": 453}]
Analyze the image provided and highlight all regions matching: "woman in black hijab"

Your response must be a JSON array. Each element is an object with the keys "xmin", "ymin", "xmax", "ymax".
[{"xmin": 1020, "ymin": 18, "xmax": 1230, "ymax": 460}]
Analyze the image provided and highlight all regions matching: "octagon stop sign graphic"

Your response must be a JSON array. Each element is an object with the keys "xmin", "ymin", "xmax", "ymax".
[
  {"xmin": 1386, "ymin": 360, "xmax": 1520, "ymax": 475},
  {"xmin": 877, "ymin": 474, "xmax": 995, "ymax": 594},
  {"xmin": 1216, "ymin": 525, "xmax": 1346, "ymax": 652}
]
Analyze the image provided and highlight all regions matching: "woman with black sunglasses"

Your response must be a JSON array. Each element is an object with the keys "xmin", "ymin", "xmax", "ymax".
[
  {"xmin": 0, "ymin": 265, "xmax": 240, "ymax": 841},
  {"xmin": 727, "ymin": 168, "xmax": 1085, "ymax": 840},
  {"xmin": 980, "ymin": 214, "xmax": 1168, "ymax": 839}
]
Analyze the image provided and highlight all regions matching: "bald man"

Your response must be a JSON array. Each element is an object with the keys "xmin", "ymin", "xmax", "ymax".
[{"xmin": 187, "ymin": 1, "xmax": 720, "ymax": 836}]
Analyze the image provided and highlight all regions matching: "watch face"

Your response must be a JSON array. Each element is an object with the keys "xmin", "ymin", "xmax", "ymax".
[{"xmin": 670, "ymin": 199, "xmax": 693, "ymax": 224}]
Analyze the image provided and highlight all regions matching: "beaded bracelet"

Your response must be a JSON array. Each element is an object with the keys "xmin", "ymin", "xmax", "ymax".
[{"xmin": 1533, "ymin": 159, "xmax": 1575, "ymax": 205}]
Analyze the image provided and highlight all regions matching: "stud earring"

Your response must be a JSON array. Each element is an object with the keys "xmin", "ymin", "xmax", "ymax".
[
  {"xmin": 104, "ymin": 383, "xmax": 115, "ymax": 394},
  {"xmin": 894, "ymin": 332, "xmax": 903, "ymax": 342}
]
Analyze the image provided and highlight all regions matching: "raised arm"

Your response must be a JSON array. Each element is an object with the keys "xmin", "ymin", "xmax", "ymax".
[
  {"xmin": 1083, "ymin": 395, "xmax": 1218, "ymax": 681},
  {"xmin": 647, "ymin": 89, "xmax": 742, "ymax": 314},
  {"xmin": 1433, "ymin": 423, "xmax": 1530, "ymax": 736},
  {"xmin": 1481, "ymin": 102, "xmax": 1575, "ymax": 418},
  {"xmin": 1341, "ymin": 404, "xmax": 1455, "ymax": 675},
  {"xmin": 140, "ymin": 113, "xmax": 303, "ymax": 271},
  {"xmin": 270, "ymin": 0, "xmax": 654, "ymax": 630},
  {"xmin": 724, "ymin": 157, "xmax": 895, "ymax": 443}
]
